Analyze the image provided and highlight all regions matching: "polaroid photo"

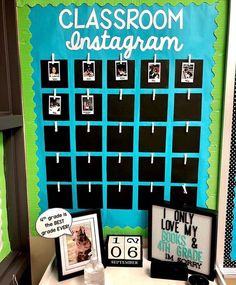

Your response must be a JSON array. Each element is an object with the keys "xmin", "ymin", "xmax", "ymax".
[
  {"xmin": 48, "ymin": 61, "xmax": 61, "ymax": 81},
  {"xmin": 82, "ymin": 61, "xmax": 96, "ymax": 81},
  {"xmin": 81, "ymin": 95, "xmax": 94, "ymax": 115},
  {"xmin": 181, "ymin": 62, "xmax": 195, "ymax": 83},
  {"xmin": 49, "ymin": 95, "xmax": 61, "ymax": 115},
  {"xmin": 148, "ymin": 62, "xmax": 161, "ymax": 83},
  {"xmin": 115, "ymin": 60, "xmax": 128, "ymax": 81}
]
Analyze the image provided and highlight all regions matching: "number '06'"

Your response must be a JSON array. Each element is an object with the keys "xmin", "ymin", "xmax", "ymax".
[{"xmin": 111, "ymin": 246, "xmax": 138, "ymax": 258}]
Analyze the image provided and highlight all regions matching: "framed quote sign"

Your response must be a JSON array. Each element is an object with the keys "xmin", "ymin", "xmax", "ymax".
[{"xmin": 148, "ymin": 202, "xmax": 217, "ymax": 280}]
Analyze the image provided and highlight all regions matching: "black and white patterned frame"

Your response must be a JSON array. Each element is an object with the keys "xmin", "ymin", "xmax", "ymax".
[
  {"xmin": 222, "ymin": 72, "xmax": 236, "ymax": 269},
  {"xmin": 217, "ymin": 2, "xmax": 236, "ymax": 273}
]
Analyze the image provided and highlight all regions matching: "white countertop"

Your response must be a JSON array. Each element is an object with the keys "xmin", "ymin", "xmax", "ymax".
[{"xmin": 39, "ymin": 249, "xmax": 220, "ymax": 285}]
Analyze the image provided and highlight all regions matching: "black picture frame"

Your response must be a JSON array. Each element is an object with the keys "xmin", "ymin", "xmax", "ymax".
[
  {"xmin": 55, "ymin": 209, "xmax": 105, "ymax": 281},
  {"xmin": 148, "ymin": 202, "xmax": 217, "ymax": 280}
]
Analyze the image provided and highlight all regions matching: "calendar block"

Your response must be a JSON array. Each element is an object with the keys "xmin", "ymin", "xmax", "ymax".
[{"xmin": 106, "ymin": 235, "xmax": 143, "ymax": 267}]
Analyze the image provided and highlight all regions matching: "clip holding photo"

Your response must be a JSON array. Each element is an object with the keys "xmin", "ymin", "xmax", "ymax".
[
  {"xmin": 119, "ymin": 53, "xmax": 123, "ymax": 64},
  {"xmin": 150, "ymin": 182, "xmax": 154, "ymax": 193},
  {"xmin": 118, "ymin": 152, "xmax": 122, "ymax": 164},
  {"xmin": 154, "ymin": 54, "xmax": 157, "ymax": 64},
  {"xmin": 53, "ymin": 88, "xmax": 57, "ymax": 99},
  {"xmin": 87, "ymin": 53, "xmax": 90, "ymax": 64},
  {"xmin": 52, "ymin": 52, "xmax": 55, "ymax": 64},
  {"xmin": 119, "ymin": 122, "xmax": 122, "ymax": 134},
  {"xmin": 87, "ymin": 121, "xmax": 90, "ymax": 133},
  {"xmin": 182, "ymin": 184, "xmax": 187, "ymax": 194},
  {"xmin": 152, "ymin": 89, "xmax": 156, "ymax": 101},
  {"xmin": 56, "ymin": 152, "xmax": 60, "ymax": 164},
  {"xmin": 119, "ymin": 89, "xmax": 123, "ymax": 101},
  {"xmin": 184, "ymin": 153, "xmax": 188, "ymax": 165},
  {"xmin": 118, "ymin": 182, "xmax": 121, "ymax": 193},
  {"xmin": 57, "ymin": 181, "xmax": 60, "ymax": 193},
  {"xmin": 188, "ymin": 54, "xmax": 192, "ymax": 65},
  {"xmin": 187, "ymin": 89, "xmax": 191, "ymax": 100},
  {"xmin": 151, "ymin": 153, "xmax": 154, "ymax": 164},
  {"xmin": 151, "ymin": 122, "xmax": 155, "ymax": 134},
  {"xmin": 87, "ymin": 88, "xmax": 90, "ymax": 100},
  {"xmin": 185, "ymin": 121, "xmax": 189, "ymax": 133},
  {"xmin": 54, "ymin": 121, "xmax": 58, "ymax": 132}
]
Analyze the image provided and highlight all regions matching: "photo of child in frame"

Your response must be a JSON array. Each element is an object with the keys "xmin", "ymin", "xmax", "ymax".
[
  {"xmin": 181, "ymin": 62, "xmax": 195, "ymax": 83},
  {"xmin": 48, "ymin": 96, "xmax": 61, "ymax": 115},
  {"xmin": 148, "ymin": 62, "xmax": 161, "ymax": 83},
  {"xmin": 81, "ymin": 95, "xmax": 94, "ymax": 115},
  {"xmin": 83, "ymin": 61, "xmax": 95, "ymax": 81},
  {"xmin": 48, "ymin": 61, "xmax": 61, "ymax": 81},
  {"xmin": 115, "ymin": 60, "xmax": 128, "ymax": 81}
]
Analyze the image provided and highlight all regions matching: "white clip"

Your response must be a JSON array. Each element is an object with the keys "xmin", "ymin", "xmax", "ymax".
[
  {"xmin": 188, "ymin": 54, "xmax": 191, "ymax": 65},
  {"xmin": 88, "ymin": 152, "xmax": 91, "ymax": 164},
  {"xmin": 119, "ymin": 122, "xmax": 122, "ymax": 134},
  {"xmin": 87, "ymin": 122, "xmax": 90, "ymax": 133},
  {"xmin": 186, "ymin": 121, "xmax": 189, "ymax": 133},
  {"xmin": 152, "ymin": 89, "xmax": 156, "ymax": 101},
  {"xmin": 150, "ymin": 182, "xmax": 153, "ymax": 193},
  {"xmin": 182, "ymin": 184, "xmax": 187, "ymax": 194},
  {"xmin": 53, "ymin": 88, "xmax": 57, "ymax": 99},
  {"xmin": 54, "ymin": 121, "xmax": 58, "ymax": 132},
  {"xmin": 119, "ymin": 89, "xmax": 123, "ymax": 101},
  {"xmin": 57, "ymin": 182, "xmax": 60, "ymax": 192},
  {"xmin": 184, "ymin": 153, "xmax": 188, "ymax": 165},
  {"xmin": 151, "ymin": 153, "xmax": 154, "ymax": 164},
  {"xmin": 52, "ymin": 53, "xmax": 55, "ymax": 64},
  {"xmin": 187, "ymin": 89, "xmax": 191, "ymax": 100},
  {"xmin": 87, "ymin": 53, "xmax": 90, "ymax": 64},
  {"xmin": 119, "ymin": 53, "xmax": 123, "ymax": 63},
  {"xmin": 118, "ymin": 152, "xmax": 122, "ymax": 164},
  {"xmin": 151, "ymin": 122, "xmax": 155, "ymax": 134},
  {"xmin": 88, "ymin": 182, "xmax": 91, "ymax": 193},
  {"xmin": 56, "ymin": 152, "xmax": 60, "ymax": 164},
  {"xmin": 154, "ymin": 54, "xmax": 157, "ymax": 64},
  {"xmin": 87, "ymin": 89, "xmax": 90, "ymax": 100},
  {"xmin": 118, "ymin": 182, "xmax": 121, "ymax": 192}
]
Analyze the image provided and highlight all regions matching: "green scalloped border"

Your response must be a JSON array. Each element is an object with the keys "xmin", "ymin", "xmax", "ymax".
[
  {"xmin": 18, "ymin": 6, "xmax": 40, "ymax": 235},
  {"xmin": 0, "ymin": 133, "xmax": 11, "ymax": 262},
  {"xmin": 17, "ymin": 0, "xmax": 228, "ymax": 236},
  {"xmin": 17, "ymin": 0, "xmax": 218, "ymax": 7},
  {"xmin": 103, "ymin": 226, "xmax": 148, "ymax": 238},
  {"xmin": 207, "ymin": 0, "xmax": 228, "ymax": 210}
]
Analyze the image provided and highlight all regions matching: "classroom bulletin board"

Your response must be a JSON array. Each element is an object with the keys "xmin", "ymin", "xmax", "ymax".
[{"xmin": 17, "ymin": 0, "xmax": 228, "ymax": 236}]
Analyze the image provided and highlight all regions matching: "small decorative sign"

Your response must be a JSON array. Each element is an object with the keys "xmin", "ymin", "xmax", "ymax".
[
  {"xmin": 106, "ymin": 235, "xmax": 142, "ymax": 267},
  {"xmin": 148, "ymin": 202, "xmax": 217, "ymax": 280}
]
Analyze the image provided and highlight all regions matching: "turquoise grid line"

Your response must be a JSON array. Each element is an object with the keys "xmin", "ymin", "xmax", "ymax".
[
  {"xmin": 132, "ymin": 59, "xmax": 141, "ymax": 211},
  {"xmin": 68, "ymin": 55, "xmax": 77, "ymax": 210}
]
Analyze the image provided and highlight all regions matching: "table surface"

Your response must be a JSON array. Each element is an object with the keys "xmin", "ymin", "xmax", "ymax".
[{"xmin": 39, "ymin": 249, "xmax": 219, "ymax": 285}]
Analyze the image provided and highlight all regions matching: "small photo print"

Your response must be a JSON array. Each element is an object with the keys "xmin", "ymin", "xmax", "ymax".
[
  {"xmin": 148, "ymin": 62, "xmax": 161, "ymax": 83},
  {"xmin": 83, "ymin": 61, "xmax": 95, "ymax": 81},
  {"xmin": 48, "ymin": 61, "xmax": 61, "ymax": 81},
  {"xmin": 181, "ymin": 62, "xmax": 195, "ymax": 83},
  {"xmin": 115, "ymin": 61, "xmax": 128, "ymax": 81},
  {"xmin": 49, "ymin": 96, "xmax": 61, "ymax": 115},
  {"xmin": 81, "ymin": 95, "xmax": 94, "ymax": 115}
]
